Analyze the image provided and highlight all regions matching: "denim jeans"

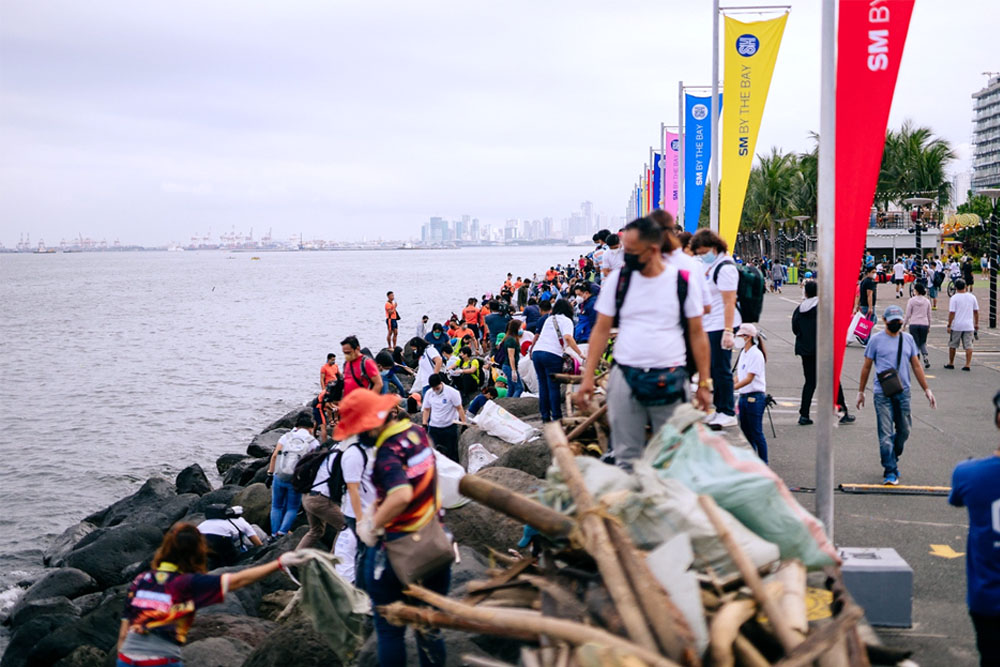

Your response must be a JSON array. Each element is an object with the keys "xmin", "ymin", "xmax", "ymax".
[
  {"xmin": 708, "ymin": 330, "xmax": 735, "ymax": 416},
  {"xmin": 873, "ymin": 391, "xmax": 911, "ymax": 476},
  {"xmin": 269, "ymin": 477, "xmax": 302, "ymax": 535},
  {"xmin": 502, "ymin": 364, "xmax": 523, "ymax": 398},
  {"xmin": 532, "ymin": 351, "xmax": 564, "ymax": 422},
  {"xmin": 365, "ymin": 542, "xmax": 451, "ymax": 666},
  {"xmin": 381, "ymin": 371, "xmax": 406, "ymax": 396},
  {"xmin": 738, "ymin": 392, "xmax": 769, "ymax": 464}
]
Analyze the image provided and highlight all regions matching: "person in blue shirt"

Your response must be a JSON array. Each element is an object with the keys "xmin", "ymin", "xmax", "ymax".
[
  {"xmin": 949, "ymin": 390, "xmax": 1000, "ymax": 665},
  {"xmin": 856, "ymin": 305, "xmax": 936, "ymax": 485},
  {"xmin": 573, "ymin": 282, "xmax": 600, "ymax": 343},
  {"xmin": 522, "ymin": 297, "xmax": 541, "ymax": 332},
  {"xmin": 468, "ymin": 386, "xmax": 499, "ymax": 416},
  {"xmin": 424, "ymin": 322, "xmax": 450, "ymax": 352}
]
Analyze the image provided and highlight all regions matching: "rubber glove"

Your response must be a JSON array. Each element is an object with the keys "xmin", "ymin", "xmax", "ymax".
[
  {"xmin": 721, "ymin": 330, "xmax": 735, "ymax": 350},
  {"xmin": 357, "ymin": 511, "xmax": 378, "ymax": 547},
  {"xmin": 277, "ymin": 551, "xmax": 309, "ymax": 571}
]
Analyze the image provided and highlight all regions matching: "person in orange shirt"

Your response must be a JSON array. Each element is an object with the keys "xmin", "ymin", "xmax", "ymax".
[
  {"xmin": 461, "ymin": 298, "xmax": 482, "ymax": 341},
  {"xmin": 513, "ymin": 277, "xmax": 523, "ymax": 290},
  {"xmin": 503, "ymin": 273, "xmax": 513, "ymax": 292},
  {"xmin": 385, "ymin": 291, "xmax": 399, "ymax": 348},
  {"xmin": 478, "ymin": 300, "xmax": 491, "ymax": 344},
  {"xmin": 320, "ymin": 353, "xmax": 340, "ymax": 389},
  {"xmin": 447, "ymin": 316, "xmax": 462, "ymax": 339}
]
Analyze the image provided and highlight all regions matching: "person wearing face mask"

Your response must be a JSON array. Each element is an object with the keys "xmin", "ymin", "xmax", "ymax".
[
  {"xmin": 409, "ymin": 336, "xmax": 442, "ymax": 400},
  {"xmin": 421, "ymin": 373, "xmax": 466, "ymax": 462},
  {"xmin": 856, "ymin": 305, "xmax": 936, "ymax": 486},
  {"xmin": 601, "ymin": 233, "xmax": 625, "ymax": 277},
  {"xmin": 732, "ymin": 324, "xmax": 769, "ymax": 464},
  {"xmin": 690, "ymin": 229, "xmax": 741, "ymax": 429},
  {"xmin": 338, "ymin": 389, "xmax": 453, "ymax": 667}
]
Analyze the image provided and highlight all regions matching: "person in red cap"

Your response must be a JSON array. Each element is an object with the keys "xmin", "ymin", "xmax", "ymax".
[{"xmin": 333, "ymin": 389, "xmax": 452, "ymax": 666}]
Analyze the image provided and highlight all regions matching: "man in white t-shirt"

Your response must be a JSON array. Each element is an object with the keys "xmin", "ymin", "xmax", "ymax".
[
  {"xmin": 601, "ymin": 233, "xmax": 625, "ymax": 277},
  {"xmin": 690, "ymin": 229, "xmax": 742, "ymax": 428},
  {"xmin": 892, "ymin": 259, "xmax": 905, "ymax": 298},
  {"xmin": 333, "ymin": 437, "xmax": 375, "ymax": 585},
  {"xmin": 422, "ymin": 373, "xmax": 466, "ymax": 461},
  {"xmin": 946, "ymin": 279, "xmax": 979, "ymax": 371},
  {"xmin": 199, "ymin": 508, "xmax": 263, "ymax": 568},
  {"xmin": 576, "ymin": 216, "xmax": 711, "ymax": 470}
]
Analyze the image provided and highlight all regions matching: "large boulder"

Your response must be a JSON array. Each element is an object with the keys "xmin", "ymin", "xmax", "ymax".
[
  {"xmin": 484, "ymin": 439, "xmax": 552, "ymax": 479},
  {"xmin": 233, "ymin": 483, "xmax": 272, "ymax": 531},
  {"xmin": 494, "ymin": 396, "xmax": 540, "ymax": 418},
  {"xmin": 62, "ymin": 524, "xmax": 165, "ymax": 589},
  {"xmin": 356, "ymin": 628, "xmax": 493, "ymax": 667},
  {"xmin": 450, "ymin": 546, "xmax": 489, "ymax": 595},
  {"xmin": 51, "ymin": 645, "xmax": 106, "ymax": 667},
  {"xmin": 44, "ymin": 522, "xmax": 99, "ymax": 567},
  {"xmin": 186, "ymin": 613, "xmax": 278, "ymax": 646},
  {"xmin": 458, "ymin": 426, "xmax": 512, "ymax": 470},
  {"xmin": 259, "ymin": 406, "xmax": 312, "ymax": 434},
  {"xmin": 9, "ymin": 569, "xmax": 96, "ymax": 619},
  {"xmin": 258, "ymin": 590, "xmax": 296, "ymax": 622},
  {"xmin": 222, "ymin": 457, "xmax": 269, "ymax": 487},
  {"xmin": 24, "ymin": 586, "xmax": 128, "ymax": 667},
  {"xmin": 240, "ymin": 620, "xmax": 346, "ymax": 667},
  {"xmin": 84, "ymin": 478, "xmax": 176, "ymax": 528},
  {"xmin": 9, "ymin": 596, "xmax": 80, "ymax": 630},
  {"xmin": 190, "ymin": 485, "xmax": 244, "ymax": 516},
  {"xmin": 176, "ymin": 464, "xmax": 213, "ymax": 496},
  {"xmin": 1, "ymin": 616, "xmax": 80, "ymax": 667},
  {"xmin": 182, "ymin": 637, "xmax": 254, "ymax": 667},
  {"xmin": 247, "ymin": 429, "xmax": 287, "ymax": 458},
  {"xmin": 216, "ymin": 453, "xmax": 248, "ymax": 475},
  {"xmin": 443, "ymin": 467, "xmax": 542, "ymax": 556}
]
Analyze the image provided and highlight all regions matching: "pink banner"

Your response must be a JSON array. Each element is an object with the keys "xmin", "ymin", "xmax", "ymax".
[{"xmin": 664, "ymin": 131, "xmax": 680, "ymax": 218}]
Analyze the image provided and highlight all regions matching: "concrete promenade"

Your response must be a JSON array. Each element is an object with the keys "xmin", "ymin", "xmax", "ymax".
[{"xmin": 754, "ymin": 277, "xmax": 998, "ymax": 665}]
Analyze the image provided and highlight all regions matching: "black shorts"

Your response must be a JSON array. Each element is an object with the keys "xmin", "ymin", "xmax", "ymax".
[
  {"xmin": 467, "ymin": 323, "xmax": 481, "ymax": 339},
  {"xmin": 893, "ymin": 278, "xmax": 904, "ymax": 285},
  {"xmin": 386, "ymin": 318, "xmax": 398, "ymax": 330}
]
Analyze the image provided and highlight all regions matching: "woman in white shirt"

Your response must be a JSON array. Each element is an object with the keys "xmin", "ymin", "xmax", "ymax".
[
  {"xmin": 408, "ymin": 336, "xmax": 442, "ymax": 400},
  {"xmin": 733, "ymin": 323, "xmax": 769, "ymax": 464},
  {"xmin": 530, "ymin": 299, "xmax": 584, "ymax": 422}
]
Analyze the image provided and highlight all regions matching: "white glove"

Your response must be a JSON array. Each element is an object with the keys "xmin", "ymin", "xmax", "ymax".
[
  {"xmin": 925, "ymin": 387, "xmax": 937, "ymax": 409},
  {"xmin": 357, "ymin": 513, "xmax": 378, "ymax": 547},
  {"xmin": 721, "ymin": 331, "xmax": 735, "ymax": 350},
  {"xmin": 856, "ymin": 391, "xmax": 866, "ymax": 409},
  {"xmin": 277, "ymin": 550, "xmax": 309, "ymax": 571}
]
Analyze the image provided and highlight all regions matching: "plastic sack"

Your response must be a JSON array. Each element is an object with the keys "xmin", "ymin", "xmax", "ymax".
[
  {"xmin": 645, "ymin": 409, "xmax": 839, "ymax": 569},
  {"xmin": 470, "ymin": 400, "xmax": 539, "ymax": 445},
  {"xmin": 294, "ymin": 549, "xmax": 371, "ymax": 664},
  {"xmin": 466, "ymin": 443, "xmax": 499, "ymax": 474},
  {"xmin": 517, "ymin": 355, "xmax": 538, "ymax": 394},
  {"xmin": 646, "ymin": 534, "xmax": 708, "ymax": 655},
  {"xmin": 433, "ymin": 449, "xmax": 470, "ymax": 509}
]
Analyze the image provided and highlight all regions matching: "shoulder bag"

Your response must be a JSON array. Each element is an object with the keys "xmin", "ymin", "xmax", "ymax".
[
  {"xmin": 876, "ymin": 335, "xmax": 905, "ymax": 397},
  {"xmin": 384, "ymin": 463, "xmax": 454, "ymax": 585}
]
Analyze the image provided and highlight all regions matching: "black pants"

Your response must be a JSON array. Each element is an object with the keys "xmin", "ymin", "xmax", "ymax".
[
  {"xmin": 799, "ymin": 355, "xmax": 848, "ymax": 417},
  {"xmin": 972, "ymin": 612, "xmax": 1000, "ymax": 666},
  {"xmin": 427, "ymin": 424, "xmax": 459, "ymax": 462}
]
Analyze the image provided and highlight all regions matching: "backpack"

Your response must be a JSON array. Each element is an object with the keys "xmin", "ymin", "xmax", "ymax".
[
  {"xmin": 614, "ymin": 266, "xmax": 695, "ymax": 375},
  {"xmin": 275, "ymin": 430, "xmax": 315, "ymax": 478},
  {"xmin": 290, "ymin": 444, "xmax": 333, "ymax": 493},
  {"xmin": 326, "ymin": 442, "xmax": 369, "ymax": 505},
  {"xmin": 712, "ymin": 259, "xmax": 766, "ymax": 324},
  {"xmin": 329, "ymin": 357, "xmax": 374, "ymax": 401}
]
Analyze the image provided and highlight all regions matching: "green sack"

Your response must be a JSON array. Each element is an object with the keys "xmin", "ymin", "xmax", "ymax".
[{"xmin": 294, "ymin": 549, "xmax": 371, "ymax": 664}]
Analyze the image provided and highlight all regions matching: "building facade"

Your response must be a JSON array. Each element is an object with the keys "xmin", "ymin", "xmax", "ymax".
[{"xmin": 972, "ymin": 74, "xmax": 1000, "ymax": 191}]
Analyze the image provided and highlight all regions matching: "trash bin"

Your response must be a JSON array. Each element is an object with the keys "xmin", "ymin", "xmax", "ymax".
[{"xmin": 787, "ymin": 265, "xmax": 798, "ymax": 284}]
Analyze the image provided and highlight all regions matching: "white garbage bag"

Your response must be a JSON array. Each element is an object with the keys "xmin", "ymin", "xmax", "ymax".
[
  {"xmin": 433, "ymin": 449, "xmax": 470, "ymax": 509},
  {"xmin": 466, "ymin": 443, "xmax": 499, "ymax": 474},
  {"xmin": 470, "ymin": 400, "xmax": 539, "ymax": 445}
]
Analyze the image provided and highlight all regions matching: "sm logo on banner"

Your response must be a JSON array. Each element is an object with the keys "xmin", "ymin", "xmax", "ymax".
[
  {"xmin": 737, "ymin": 34, "xmax": 760, "ymax": 56},
  {"xmin": 670, "ymin": 139, "xmax": 679, "ymax": 151}
]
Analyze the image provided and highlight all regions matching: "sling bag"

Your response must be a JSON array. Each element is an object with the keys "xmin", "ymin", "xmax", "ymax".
[{"xmin": 876, "ymin": 335, "xmax": 905, "ymax": 397}]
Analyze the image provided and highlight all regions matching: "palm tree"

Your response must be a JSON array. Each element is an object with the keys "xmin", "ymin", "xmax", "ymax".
[
  {"xmin": 876, "ymin": 121, "xmax": 955, "ymax": 210},
  {"xmin": 742, "ymin": 147, "xmax": 798, "ymax": 259}
]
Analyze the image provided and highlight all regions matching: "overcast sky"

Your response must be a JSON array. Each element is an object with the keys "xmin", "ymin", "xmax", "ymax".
[{"xmin": 0, "ymin": 1, "xmax": 993, "ymax": 246}]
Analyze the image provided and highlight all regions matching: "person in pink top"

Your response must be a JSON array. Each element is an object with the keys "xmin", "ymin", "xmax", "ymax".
[{"xmin": 903, "ymin": 282, "xmax": 932, "ymax": 369}]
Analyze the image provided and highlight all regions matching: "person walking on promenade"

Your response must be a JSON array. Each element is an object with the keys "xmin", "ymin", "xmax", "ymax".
[
  {"xmin": 339, "ymin": 390, "xmax": 453, "ymax": 667},
  {"xmin": 963, "ymin": 258, "xmax": 975, "ymax": 291},
  {"xmin": 792, "ymin": 280, "xmax": 853, "ymax": 425},
  {"xmin": 948, "ymin": 389, "xmax": 1000, "ymax": 666},
  {"xmin": 946, "ymin": 279, "xmax": 980, "ymax": 371},
  {"xmin": 690, "ymin": 229, "xmax": 741, "ymax": 429},
  {"xmin": 892, "ymin": 257, "xmax": 906, "ymax": 298},
  {"xmin": 422, "ymin": 373, "xmax": 466, "ymax": 462},
  {"xmin": 732, "ymin": 324, "xmax": 770, "ymax": 464},
  {"xmin": 320, "ymin": 353, "xmax": 340, "ymax": 390},
  {"xmin": 576, "ymin": 216, "xmax": 711, "ymax": 470},
  {"xmin": 384, "ymin": 291, "xmax": 399, "ymax": 349},
  {"xmin": 857, "ymin": 266, "xmax": 878, "ymax": 318},
  {"xmin": 903, "ymin": 282, "xmax": 932, "ymax": 369},
  {"xmin": 856, "ymin": 305, "xmax": 936, "ymax": 485},
  {"xmin": 341, "ymin": 335, "xmax": 382, "ymax": 397},
  {"xmin": 117, "ymin": 523, "xmax": 307, "ymax": 667},
  {"xmin": 770, "ymin": 261, "xmax": 784, "ymax": 293},
  {"xmin": 531, "ymin": 299, "xmax": 584, "ymax": 423},
  {"xmin": 266, "ymin": 412, "xmax": 320, "ymax": 538}
]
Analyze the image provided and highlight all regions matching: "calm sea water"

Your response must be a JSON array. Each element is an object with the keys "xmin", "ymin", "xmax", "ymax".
[{"xmin": 0, "ymin": 246, "xmax": 574, "ymax": 616}]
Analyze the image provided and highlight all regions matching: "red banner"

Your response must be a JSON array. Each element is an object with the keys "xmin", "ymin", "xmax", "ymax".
[{"xmin": 833, "ymin": 0, "xmax": 915, "ymax": 396}]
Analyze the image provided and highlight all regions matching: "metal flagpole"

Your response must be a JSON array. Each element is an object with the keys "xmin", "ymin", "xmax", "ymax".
[
  {"xmin": 660, "ymin": 124, "xmax": 667, "ymax": 210},
  {"xmin": 678, "ymin": 81, "xmax": 685, "ymax": 227},
  {"xmin": 815, "ymin": 0, "xmax": 836, "ymax": 540},
  {"xmin": 710, "ymin": 0, "xmax": 720, "ymax": 233}
]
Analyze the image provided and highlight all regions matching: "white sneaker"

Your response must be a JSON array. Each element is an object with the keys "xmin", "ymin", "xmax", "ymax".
[
  {"xmin": 702, "ymin": 411, "xmax": 717, "ymax": 424},
  {"xmin": 712, "ymin": 413, "xmax": 739, "ymax": 428}
]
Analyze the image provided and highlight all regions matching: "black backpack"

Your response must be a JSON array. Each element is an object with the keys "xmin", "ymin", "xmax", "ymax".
[
  {"xmin": 614, "ymin": 266, "xmax": 695, "ymax": 376},
  {"xmin": 713, "ymin": 259, "xmax": 766, "ymax": 323},
  {"xmin": 326, "ymin": 442, "xmax": 369, "ymax": 504},
  {"xmin": 290, "ymin": 444, "xmax": 333, "ymax": 494}
]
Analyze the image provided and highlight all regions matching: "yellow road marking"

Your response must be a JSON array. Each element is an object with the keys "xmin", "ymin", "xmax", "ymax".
[{"xmin": 929, "ymin": 544, "xmax": 965, "ymax": 559}]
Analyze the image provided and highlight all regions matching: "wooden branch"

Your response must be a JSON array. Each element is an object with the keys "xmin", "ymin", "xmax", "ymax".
[
  {"xmin": 771, "ymin": 604, "xmax": 864, "ymax": 667},
  {"xmin": 708, "ymin": 599, "xmax": 757, "ymax": 667},
  {"xmin": 459, "ymin": 474, "xmax": 580, "ymax": 543},
  {"xmin": 460, "ymin": 655, "xmax": 518, "ymax": 667},
  {"xmin": 465, "ymin": 556, "xmax": 536, "ymax": 606},
  {"xmin": 698, "ymin": 495, "xmax": 802, "ymax": 655},
  {"xmin": 543, "ymin": 423, "xmax": 660, "ymax": 653},
  {"xmin": 732, "ymin": 635, "xmax": 771, "ymax": 667},
  {"xmin": 379, "ymin": 601, "xmax": 537, "ymax": 642},
  {"xmin": 775, "ymin": 561, "xmax": 808, "ymax": 636},
  {"xmin": 565, "ymin": 404, "xmax": 609, "ymax": 441},
  {"xmin": 402, "ymin": 585, "xmax": 682, "ymax": 667}
]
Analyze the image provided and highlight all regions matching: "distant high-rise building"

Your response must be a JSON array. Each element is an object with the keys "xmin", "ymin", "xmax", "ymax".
[
  {"xmin": 470, "ymin": 217, "xmax": 480, "ymax": 242},
  {"xmin": 972, "ymin": 74, "xmax": 1000, "ymax": 190},
  {"xmin": 454, "ymin": 218, "xmax": 467, "ymax": 241},
  {"xmin": 543, "ymin": 217, "xmax": 555, "ymax": 239},
  {"xmin": 580, "ymin": 201, "xmax": 594, "ymax": 231},
  {"xmin": 952, "ymin": 171, "xmax": 972, "ymax": 207},
  {"xmin": 504, "ymin": 219, "xmax": 518, "ymax": 242}
]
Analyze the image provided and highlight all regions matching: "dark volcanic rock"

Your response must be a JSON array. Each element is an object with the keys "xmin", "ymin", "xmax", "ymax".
[
  {"xmin": 51, "ymin": 645, "xmax": 106, "ymax": 667},
  {"xmin": 1, "ymin": 615, "xmax": 79, "ymax": 667},
  {"xmin": 25, "ymin": 585, "xmax": 128, "ymax": 667},
  {"xmin": 9, "ymin": 568, "xmax": 96, "ymax": 619},
  {"xmin": 216, "ymin": 453, "xmax": 248, "ymax": 475},
  {"xmin": 186, "ymin": 613, "xmax": 278, "ymax": 647},
  {"xmin": 233, "ymin": 483, "xmax": 271, "ymax": 531},
  {"xmin": 450, "ymin": 546, "xmax": 488, "ymax": 595},
  {"xmin": 259, "ymin": 406, "xmax": 312, "ymax": 434},
  {"xmin": 485, "ymin": 439, "xmax": 552, "ymax": 478},
  {"xmin": 240, "ymin": 620, "xmax": 346, "ymax": 667},
  {"xmin": 190, "ymin": 485, "xmax": 244, "ymax": 516},
  {"xmin": 9, "ymin": 596, "xmax": 80, "ymax": 629},
  {"xmin": 222, "ymin": 457, "xmax": 269, "ymax": 487},
  {"xmin": 62, "ymin": 523, "xmax": 164, "ymax": 589},
  {"xmin": 458, "ymin": 425, "xmax": 512, "ymax": 470},
  {"xmin": 182, "ymin": 637, "xmax": 254, "ymax": 667},
  {"xmin": 494, "ymin": 396, "xmax": 541, "ymax": 418},
  {"xmin": 247, "ymin": 429, "xmax": 287, "ymax": 458},
  {"xmin": 84, "ymin": 478, "xmax": 175, "ymax": 528},
  {"xmin": 443, "ymin": 467, "xmax": 541, "ymax": 557},
  {"xmin": 129, "ymin": 493, "xmax": 199, "ymax": 532},
  {"xmin": 176, "ymin": 463, "xmax": 213, "ymax": 496},
  {"xmin": 44, "ymin": 522, "xmax": 99, "ymax": 567},
  {"xmin": 356, "ymin": 628, "xmax": 492, "ymax": 667}
]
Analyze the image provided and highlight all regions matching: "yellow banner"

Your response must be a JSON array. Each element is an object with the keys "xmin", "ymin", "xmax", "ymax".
[{"xmin": 721, "ymin": 13, "xmax": 788, "ymax": 248}]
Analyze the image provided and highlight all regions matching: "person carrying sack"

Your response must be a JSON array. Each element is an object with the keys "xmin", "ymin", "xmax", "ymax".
[{"xmin": 333, "ymin": 389, "xmax": 454, "ymax": 667}]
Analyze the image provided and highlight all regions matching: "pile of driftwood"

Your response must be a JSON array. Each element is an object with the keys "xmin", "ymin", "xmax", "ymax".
[{"xmin": 379, "ymin": 423, "xmax": 874, "ymax": 667}]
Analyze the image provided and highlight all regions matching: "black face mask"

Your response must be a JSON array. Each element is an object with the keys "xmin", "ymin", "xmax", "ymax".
[
  {"xmin": 358, "ymin": 432, "xmax": 378, "ymax": 447},
  {"xmin": 887, "ymin": 320, "xmax": 903, "ymax": 333},
  {"xmin": 624, "ymin": 252, "xmax": 646, "ymax": 272}
]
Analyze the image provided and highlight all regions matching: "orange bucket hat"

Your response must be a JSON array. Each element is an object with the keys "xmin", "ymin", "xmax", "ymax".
[{"xmin": 333, "ymin": 389, "xmax": 400, "ymax": 441}]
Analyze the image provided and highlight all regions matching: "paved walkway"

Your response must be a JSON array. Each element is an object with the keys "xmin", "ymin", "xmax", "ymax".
[{"xmin": 753, "ymin": 278, "xmax": 998, "ymax": 665}]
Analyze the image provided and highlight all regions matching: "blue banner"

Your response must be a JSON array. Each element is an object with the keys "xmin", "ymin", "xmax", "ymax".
[
  {"xmin": 683, "ymin": 93, "xmax": 722, "ymax": 232},
  {"xmin": 652, "ymin": 152, "xmax": 663, "ymax": 211}
]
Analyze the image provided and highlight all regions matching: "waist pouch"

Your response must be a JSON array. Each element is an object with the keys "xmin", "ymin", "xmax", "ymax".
[{"xmin": 618, "ymin": 364, "xmax": 687, "ymax": 406}]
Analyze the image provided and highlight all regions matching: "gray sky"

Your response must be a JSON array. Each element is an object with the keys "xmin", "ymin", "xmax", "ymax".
[{"xmin": 0, "ymin": 1, "xmax": 993, "ymax": 246}]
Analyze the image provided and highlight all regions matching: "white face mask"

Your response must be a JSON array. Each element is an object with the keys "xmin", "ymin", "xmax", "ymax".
[{"xmin": 734, "ymin": 336, "xmax": 748, "ymax": 348}]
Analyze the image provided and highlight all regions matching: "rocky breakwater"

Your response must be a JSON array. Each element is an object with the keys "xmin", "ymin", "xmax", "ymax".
[{"xmin": 1, "ymin": 396, "xmax": 551, "ymax": 667}]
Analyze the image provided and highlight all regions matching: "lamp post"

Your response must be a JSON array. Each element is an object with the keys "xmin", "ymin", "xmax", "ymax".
[
  {"xmin": 793, "ymin": 215, "xmax": 811, "ymax": 275},
  {"xmin": 903, "ymin": 197, "xmax": 933, "ymax": 262},
  {"xmin": 774, "ymin": 218, "xmax": 787, "ymax": 264},
  {"xmin": 978, "ymin": 189, "xmax": 1000, "ymax": 329}
]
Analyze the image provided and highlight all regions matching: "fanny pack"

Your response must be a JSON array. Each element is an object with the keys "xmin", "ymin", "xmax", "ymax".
[
  {"xmin": 876, "ymin": 335, "xmax": 905, "ymax": 397},
  {"xmin": 618, "ymin": 364, "xmax": 687, "ymax": 406}
]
